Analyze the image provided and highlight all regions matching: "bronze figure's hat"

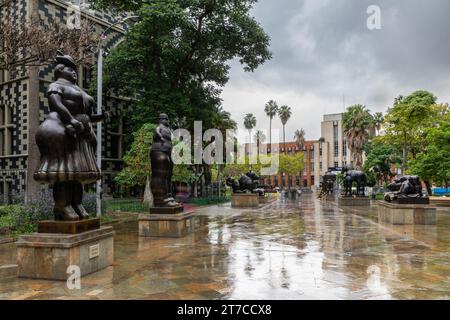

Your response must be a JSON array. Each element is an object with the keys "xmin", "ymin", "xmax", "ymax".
[{"xmin": 55, "ymin": 51, "xmax": 77, "ymax": 69}]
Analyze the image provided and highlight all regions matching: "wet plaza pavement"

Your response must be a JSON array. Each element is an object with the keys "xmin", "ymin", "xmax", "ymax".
[{"xmin": 1, "ymin": 194, "xmax": 450, "ymax": 300}]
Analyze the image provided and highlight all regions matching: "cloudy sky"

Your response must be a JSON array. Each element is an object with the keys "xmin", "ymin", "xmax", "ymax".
[{"xmin": 221, "ymin": 0, "xmax": 450, "ymax": 142}]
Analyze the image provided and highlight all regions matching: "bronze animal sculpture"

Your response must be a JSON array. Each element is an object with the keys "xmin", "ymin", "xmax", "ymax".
[
  {"xmin": 34, "ymin": 53, "xmax": 107, "ymax": 221},
  {"xmin": 226, "ymin": 171, "xmax": 264, "ymax": 196},
  {"xmin": 341, "ymin": 165, "xmax": 367, "ymax": 197}
]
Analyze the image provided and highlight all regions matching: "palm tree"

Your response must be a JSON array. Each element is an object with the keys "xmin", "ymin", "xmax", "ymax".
[
  {"xmin": 294, "ymin": 128, "xmax": 306, "ymax": 150},
  {"xmin": 264, "ymin": 100, "xmax": 279, "ymax": 152},
  {"xmin": 278, "ymin": 105, "xmax": 292, "ymax": 155},
  {"xmin": 342, "ymin": 105, "xmax": 374, "ymax": 169},
  {"xmin": 244, "ymin": 113, "xmax": 257, "ymax": 158},
  {"xmin": 373, "ymin": 112, "xmax": 384, "ymax": 136},
  {"xmin": 254, "ymin": 130, "xmax": 266, "ymax": 155}
]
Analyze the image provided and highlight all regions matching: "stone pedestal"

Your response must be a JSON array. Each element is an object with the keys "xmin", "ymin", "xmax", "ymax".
[
  {"xmin": 38, "ymin": 218, "xmax": 100, "ymax": 234},
  {"xmin": 149, "ymin": 205, "xmax": 184, "ymax": 215},
  {"xmin": 17, "ymin": 227, "xmax": 114, "ymax": 280},
  {"xmin": 231, "ymin": 193, "xmax": 260, "ymax": 208},
  {"xmin": 338, "ymin": 196, "xmax": 370, "ymax": 206},
  {"xmin": 139, "ymin": 211, "xmax": 201, "ymax": 238},
  {"xmin": 377, "ymin": 201, "xmax": 436, "ymax": 225},
  {"xmin": 322, "ymin": 194, "xmax": 336, "ymax": 201}
]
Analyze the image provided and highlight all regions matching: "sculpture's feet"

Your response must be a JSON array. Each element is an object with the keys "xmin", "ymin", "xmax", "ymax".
[
  {"xmin": 73, "ymin": 204, "xmax": 90, "ymax": 220},
  {"xmin": 54, "ymin": 206, "xmax": 79, "ymax": 221}
]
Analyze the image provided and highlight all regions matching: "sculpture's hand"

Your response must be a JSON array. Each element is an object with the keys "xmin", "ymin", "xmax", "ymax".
[
  {"xmin": 66, "ymin": 124, "xmax": 76, "ymax": 137},
  {"xmin": 70, "ymin": 118, "xmax": 84, "ymax": 134}
]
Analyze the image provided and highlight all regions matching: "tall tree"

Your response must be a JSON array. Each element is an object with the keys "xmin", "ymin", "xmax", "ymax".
[
  {"xmin": 363, "ymin": 138, "xmax": 402, "ymax": 191},
  {"xmin": 294, "ymin": 128, "xmax": 306, "ymax": 150},
  {"xmin": 264, "ymin": 100, "xmax": 279, "ymax": 152},
  {"xmin": 94, "ymin": 0, "xmax": 271, "ymax": 138},
  {"xmin": 373, "ymin": 112, "xmax": 384, "ymax": 136},
  {"xmin": 254, "ymin": 129, "xmax": 266, "ymax": 155},
  {"xmin": 244, "ymin": 113, "xmax": 257, "ymax": 158},
  {"xmin": 342, "ymin": 104, "xmax": 374, "ymax": 169},
  {"xmin": 410, "ymin": 108, "xmax": 450, "ymax": 194},
  {"xmin": 383, "ymin": 91, "xmax": 437, "ymax": 175},
  {"xmin": 278, "ymin": 105, "xmax": 292, "ymax": 155}
]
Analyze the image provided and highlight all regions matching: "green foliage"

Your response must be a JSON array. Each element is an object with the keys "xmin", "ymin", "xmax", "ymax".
[
  {"xmin": 342, "ymin": 104, "xmax": 374, "ymax": 167},
  {"xmin": 278, "ymin": 105, "xmax": 292, "ymax": 126},
  {"xmin": 363, "ymin": 138, "xmax": 402, "ymax": 186},
  {"xmin": 115, "ymin": 123, "xmax": 156, "ymax": 187},
  {"xmin": 95, "ymin": 0, "xmax": 271, "ymax": 137},
  {"xmin": 278, "ymin": 153, "xmax": 304, "ymax": 176},
  {"xmin": 383, "ymin": 91, "xmax": 438, "ymax": 171},
  {"xmin": 173, "ymin": 164, "xmax": 198, "ymax": 184},
  {"xmin": 410, "ymin": 119, "xmax": 450, "ymax": 187}
]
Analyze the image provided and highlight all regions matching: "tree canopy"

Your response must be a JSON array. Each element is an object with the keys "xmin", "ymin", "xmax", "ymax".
[{"xmin": 93, "ymin": 0, "xmax": 271, "ymax": 137}]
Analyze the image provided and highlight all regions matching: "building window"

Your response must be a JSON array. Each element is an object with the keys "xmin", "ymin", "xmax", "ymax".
[
  {"xmin": 310, "ymin": 162, "xmax": 314, "ymax": 172},
  {"xmin": 319, "ymin": 144, "xmax": 322, "ymax": 156},
  {"xmin": 107, "ymin": 115, "xmax": 124, "ymax": 159},
  {"xmin": 310, "ymin": 150, "xmax": 314, "ymax": 159},
  {"xmin": 320, "ymin": 162, "xmax": 322, "ymax": 171},
  {"xmin": 311, "ymin": 176, "xmax": 315, "ymax": 186},
  {"xmin": 0, "ymin": 180, "xmax": 12, "ymax": 205},
  {"xmin": 343, "ymin": 138, "xmax": 347, "ymax": 157},
  {"xmin": 0, "ymin": 105, "xmax": 14, "ymax": 156},
  {"xmin": 334, "ymin": 161, "xmax": 339, "ymax": 168},
  {"xmin": 274, "ymin": 176, "xmax": 279, "ymax": 187},
  {"xmin": 333, "ymin": 122, "xmax": 339, "ymax": 157}
]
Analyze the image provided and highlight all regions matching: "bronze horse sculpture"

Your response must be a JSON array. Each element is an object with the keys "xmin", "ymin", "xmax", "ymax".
[{"xmin": 341, "ymin": 165, "xmax": 367, "ymax": 197}]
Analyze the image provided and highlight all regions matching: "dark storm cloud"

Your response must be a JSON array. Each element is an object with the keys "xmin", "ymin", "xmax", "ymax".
[{"xmin": 222, "ymin": 0, "xmax": 450, "ymax": 139}]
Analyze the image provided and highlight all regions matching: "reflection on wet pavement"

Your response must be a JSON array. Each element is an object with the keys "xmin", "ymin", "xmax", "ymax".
[{"xmin": 1, "ymin": 194, "xmax": 450, "ymax": 300}]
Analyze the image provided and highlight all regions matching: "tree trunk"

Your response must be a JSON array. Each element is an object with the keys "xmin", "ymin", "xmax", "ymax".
[
  {"xmin": 424, "ymin": 180, "xmax": 432, "ymax": 196},
  {"xmin": 269, "ymin": 118, "xmax": 272, "ymax": 153},
  {"xmin": 143, "ymin": 176, "xmax": 153, "ymax": 206}
]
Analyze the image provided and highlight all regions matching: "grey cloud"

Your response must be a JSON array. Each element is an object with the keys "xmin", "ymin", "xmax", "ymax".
[{"xmin": 222, "ymin": 0, "xmax": 450, "ymax": 139}]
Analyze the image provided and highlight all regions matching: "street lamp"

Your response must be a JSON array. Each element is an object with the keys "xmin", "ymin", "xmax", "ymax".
[{"xmin": 96, "ymin": 15, "xmax": 140, "ymax": 217}]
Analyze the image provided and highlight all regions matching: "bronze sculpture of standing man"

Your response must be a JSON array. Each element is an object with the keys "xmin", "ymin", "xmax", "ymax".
[
  {"xmin": 150, "ymin": 113, "xmax": 182, "ymax": 209},
  {"xmin": 34, "ymin": 53, "xmax": 107, "ymax": 221}
]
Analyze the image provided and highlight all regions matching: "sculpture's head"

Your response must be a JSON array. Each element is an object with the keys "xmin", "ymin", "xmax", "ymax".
[
  {"xmin": 54, "ymin": 53, "xmax": 77, "ymax": 83},
  {"xmin": 158, "ymin": 113, "xmax": 169, "ymax": 126}
]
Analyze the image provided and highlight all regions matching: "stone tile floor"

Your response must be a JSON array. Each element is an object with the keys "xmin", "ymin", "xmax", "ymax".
[{"xmin": 1, "ymin": 194, "xmax": 450, "ymax": 300}]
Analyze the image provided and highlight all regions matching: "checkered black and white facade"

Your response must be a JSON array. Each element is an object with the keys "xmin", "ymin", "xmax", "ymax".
[{"xmin": 0, "ymin": 0, "xmax": 133, "ymax": 201}]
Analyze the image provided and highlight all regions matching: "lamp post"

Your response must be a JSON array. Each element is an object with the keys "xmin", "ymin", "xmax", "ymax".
[{"xmin": 96, "ymin": 15, "xmax": 140, "ymax": 217}]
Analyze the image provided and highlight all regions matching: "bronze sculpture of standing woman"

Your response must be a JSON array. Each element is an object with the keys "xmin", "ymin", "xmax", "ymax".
[
  {"xmin": 150, "ymin": 114, "xmax": 181, "ymax": 208},
  {"xmin": 34, "ymin": 53, "xmax": 108, "ymax": 221}
]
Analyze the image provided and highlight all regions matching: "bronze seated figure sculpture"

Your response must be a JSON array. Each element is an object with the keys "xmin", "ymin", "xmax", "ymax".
[
  {"xmin": 384, "ymin": 175, "xmax": 429, "ymax": 204},
  {"xmin": 226, "ymin": 171, "xmax": 265, "ymax": 196},
  {"xmin": 34, "ymin": 53, "xmax": 107, "ymax": 221},
  {"xmin": 150, "ymin": 113, "xmax": 182, "ymax": 210}
]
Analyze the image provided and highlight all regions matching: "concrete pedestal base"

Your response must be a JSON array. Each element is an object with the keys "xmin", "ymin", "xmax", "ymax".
[
  {"xmin": 231, "ymin": 193, "xmax": 259, "ymax": 208},
  {"xmin": 138, "ymin": 211, "xmax": 201, "ymax": 238},
  {"xmin": 338, "ymin": 196, "xmax": 370, "ymax": 206},
  {"xmin": 321, "ymin": 194, "xmax": 336, "ymax": 201},
  {"xmin": 377, "ymin": 201, "xmax": 436, "ymax": 225},
  {"xmin": 17, "ymin": 227, "xmax": 114, "ymax": 280}
]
